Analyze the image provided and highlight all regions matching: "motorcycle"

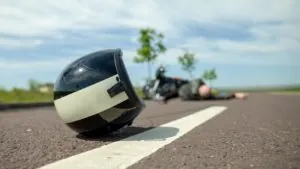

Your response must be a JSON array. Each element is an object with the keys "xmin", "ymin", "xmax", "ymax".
[{"xmin": 142, "ymin": 75, "xmax": 189, "ymax": 100}]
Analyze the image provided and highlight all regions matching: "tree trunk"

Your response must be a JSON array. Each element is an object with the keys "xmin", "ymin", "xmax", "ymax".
[{"xmin": 147, "ymin": 61, "xmax": 152, "ymax": 81}]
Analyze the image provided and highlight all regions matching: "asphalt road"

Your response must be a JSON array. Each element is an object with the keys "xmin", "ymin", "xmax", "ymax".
[{"xmin": 0, "ymin": 93, "xmax": 299, "ymax": 169}]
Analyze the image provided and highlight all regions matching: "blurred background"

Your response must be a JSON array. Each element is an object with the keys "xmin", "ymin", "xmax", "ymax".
[{"xmin": 0, "ymin": 0, "xmax": 299, "ymax": 103}]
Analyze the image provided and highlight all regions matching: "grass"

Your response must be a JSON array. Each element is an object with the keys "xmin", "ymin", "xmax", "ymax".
[
  {"xmin": 134, "ymin": 87, "xmax": 145, "ymax": 98},
  {"xmin": 267, "ymin": 88, "xmax": 300, "ymax": 95},
  {"xmin": 0, "ymin": 87, "xmax": 145, "ymax": 104},
  {"xmin": 0, "ymin": 88, "xmax": 54, "ymax": 104},
  {"xmin": 274, "ymin": 88, "xmax": 300, "ymax": 93},
  {"xmin": 218, "ymin": 86, "xmax": 300, "ymax": 93}
]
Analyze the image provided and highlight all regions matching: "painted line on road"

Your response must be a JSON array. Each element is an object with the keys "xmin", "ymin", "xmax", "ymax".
[{"xmin": 38, "ymin": 106, "xmax": 227, "ymax": 169}]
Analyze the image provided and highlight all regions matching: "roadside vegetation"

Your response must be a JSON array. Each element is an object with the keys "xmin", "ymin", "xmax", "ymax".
[
  {"xmin": 0, "ymin": 88, "xmax": 53, "ymax": 103},
  {"xmin": 0, "ymin": 84, "xmax": 145, "ymax": 104},
  {"xmin": 220, "ymin": 86, "xmax": 300, "ymax": 93}
]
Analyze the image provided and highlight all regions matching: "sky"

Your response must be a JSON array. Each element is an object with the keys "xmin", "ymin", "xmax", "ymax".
[{"xmin": 0, "ymin": 0, "xmax": 299, "ymax": 89}]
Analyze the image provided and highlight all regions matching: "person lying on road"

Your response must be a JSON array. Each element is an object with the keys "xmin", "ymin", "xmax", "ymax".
[{"xmin": 155, "ymin": 78, "xmax": 248, "ymax": 103}]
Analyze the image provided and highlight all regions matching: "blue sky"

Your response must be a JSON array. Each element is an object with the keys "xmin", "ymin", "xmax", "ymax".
[{"xmin": 0, "ymin": 0, "xmax": 299, "ymax": 89}]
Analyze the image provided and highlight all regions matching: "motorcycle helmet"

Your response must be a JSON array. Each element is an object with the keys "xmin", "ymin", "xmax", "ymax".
[
  {"xmin": 155, "ymin": 65, "xmax": 166, "ymax": 79},
  {"xmin": 53, "ymin": 49, "xmax": 145, "ymax": 136}
]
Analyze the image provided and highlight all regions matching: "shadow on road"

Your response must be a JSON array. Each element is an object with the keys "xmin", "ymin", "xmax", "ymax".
[
  {"xmin": 124, "ymin": 126, "xmax": 179, "ymax": 141},
  {"xmin": 76, "ymin": 126, "xmax": 179, "ymax": 142}
]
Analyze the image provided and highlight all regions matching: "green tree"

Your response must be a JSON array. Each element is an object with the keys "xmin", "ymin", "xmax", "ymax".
[
  {"xmin": 134, "ymin": 27, "xmax": 167, "ymax": 80},
  {"xmin": 178, "ymin": 49, "xmax": 197, "ymax": 78},
  {"xmin": 202, "ymin": 68, "xmax": 217, "ymax": 86},
  {"xmin": 28, "ymin": 79, "xmax": 40, "ymax": 91}
]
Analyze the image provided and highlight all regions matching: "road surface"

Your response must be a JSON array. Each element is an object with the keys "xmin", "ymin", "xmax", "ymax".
[{"xmin": 0, "ymin": 93, "xmax": 299, "ymax": 169}]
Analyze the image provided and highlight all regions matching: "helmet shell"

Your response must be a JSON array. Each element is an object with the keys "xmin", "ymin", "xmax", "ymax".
[{"xmin": 53, "ymin": 49, "xmax": 145, "ymax": 136}]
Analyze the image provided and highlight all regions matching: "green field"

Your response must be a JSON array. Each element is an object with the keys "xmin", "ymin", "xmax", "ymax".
[
  {"xmin": 0, "ymin": 88, "xmax": 54, "ymax": 104},
  {"xmin": 0, "ymin": 86, "xmax": 299, "ymax": 104},
  {"xmin": 219, "ymin": 86, "xmax": 300, "ymax": 93},
  {"xmin": 0, "ymin": 87, "xmax": 145, "ymax": 104},
  {"xmin": 275, "ymin": 88, "xmax": 300, "ymax": 92}
]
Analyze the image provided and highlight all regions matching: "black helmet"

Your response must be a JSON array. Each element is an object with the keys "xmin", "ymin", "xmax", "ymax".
[
  {"xmin": 53, "ymin": 49, "xmax": 145, "ymax": 136},
  {"xmin": 155, "ymin": 65, "xmax": 166, "ymax": 79}
]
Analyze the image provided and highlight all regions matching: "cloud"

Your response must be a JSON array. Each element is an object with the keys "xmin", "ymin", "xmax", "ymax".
[
  {"xmin": 0, "ymin": 56, "xmax": 79, "ymax": 71},
  {"xmin": 0, "ymin": 0, "xmax": 173, "ymax": 38},
  {"xmin": 0, "ymin": 49, "xmax": 138, "ymax": 73},
  {"xmin": 0, "ymin": 38, "xmax": 42, "ymax": 49},
  {"xmin": 0, "ymin": 0, "xmax": 299, "ymax": 70},
  {"xmin": 2, "ymin": 0, "xmax": 297, "ymax": 37}
]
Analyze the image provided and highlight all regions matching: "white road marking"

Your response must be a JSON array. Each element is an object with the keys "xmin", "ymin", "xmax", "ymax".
[{"xmin": 38, "ymin": 106, "xmax": 227, "ymax": 169}]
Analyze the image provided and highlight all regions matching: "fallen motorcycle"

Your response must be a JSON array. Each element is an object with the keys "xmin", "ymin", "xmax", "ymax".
[{"xmin": 142, "ymin": 76, "xmax": 189, "ymax": 100}]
